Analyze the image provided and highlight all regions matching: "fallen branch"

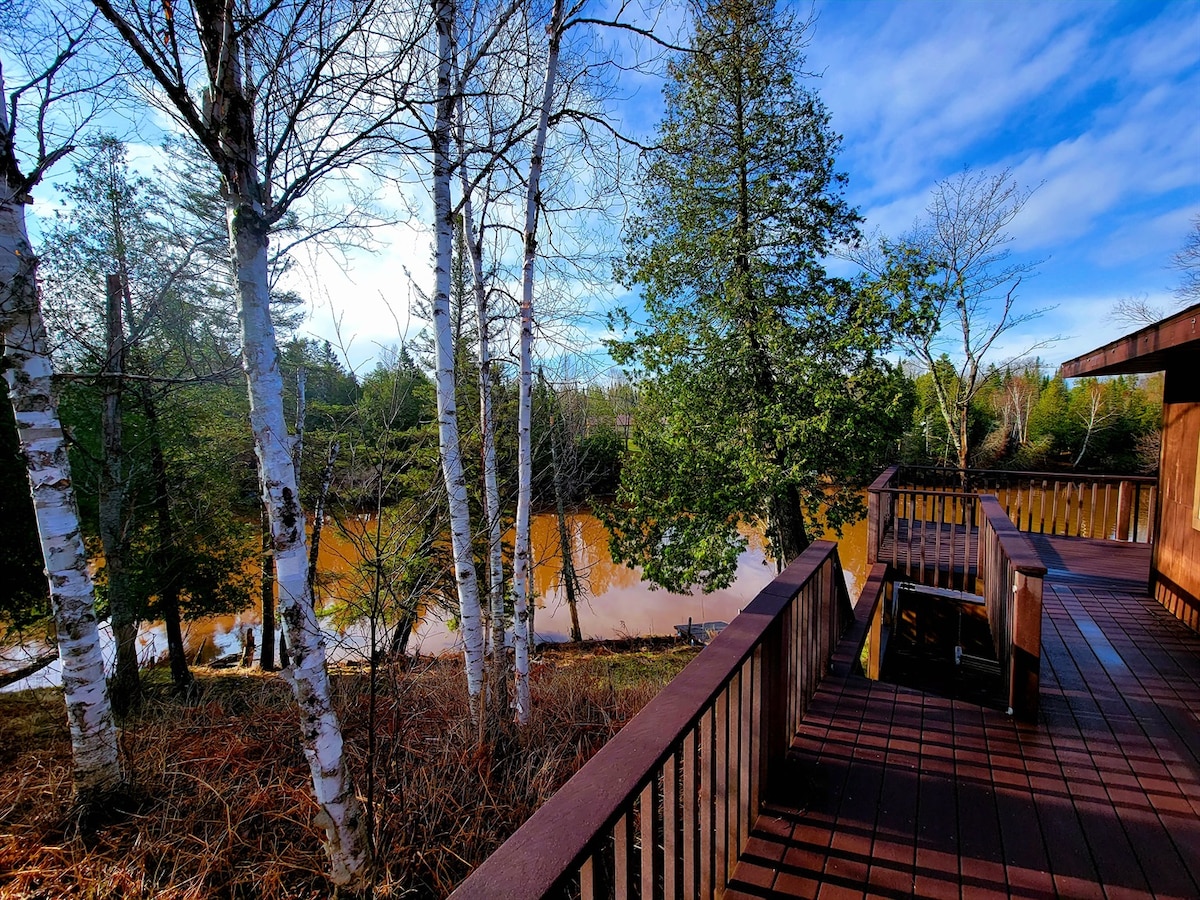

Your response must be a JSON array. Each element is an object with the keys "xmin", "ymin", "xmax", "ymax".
[{"xmin": 0, "ymin": 650, "xmax": 58, "ymax": 689}]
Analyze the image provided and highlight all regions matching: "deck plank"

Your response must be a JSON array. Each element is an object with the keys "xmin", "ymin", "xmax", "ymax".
[{"xmin": 731, "ymin": 534, "xmax": 1200, "ymax": 899}]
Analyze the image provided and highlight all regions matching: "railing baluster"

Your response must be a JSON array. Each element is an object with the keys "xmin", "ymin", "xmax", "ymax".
[
  {"xmin": 614, "ymin": 812, "xmax": 633, "ymax": 900},
  {"xmin": 698, "ymin": 709, "xmax": 714, "ymax": 900},
  {"xmin": 934, "ymin": 493, "xmax": 945, "ymax": 589},
  {"xmin": 1089, "ymin": 482, "xmax": 1099, "ymax": 538},
  {"xmin": 750, "ymin": 645, "xmax": 764, "ymax": 825},
  {"xmin": 682, "ymin": 727, "xmax": 697, "ymax": 900},
  {"xmin": 727, "ymin": 671, "xmax": 741, "ymax": 879},
  {"xmin": 738, "ymin": 661, "xmax": 752, "ymax": 851},
  {"xmin": 713, "ymin": 691, "xmax": 729, "ymax": 892},
  {"xmin": 639, "ymin": 779, "xmax": 656, "ymax": 900},
  {"xmin": 663, "ymin": 750, "xmax": 678, "ymax": 900},
  {"xmin": 580, "ymin": 853, "xmax": 597, "ymax": 900},
  {"xmin": 906, "ymin": 490, "xmax": 916, "ymax": 579}
]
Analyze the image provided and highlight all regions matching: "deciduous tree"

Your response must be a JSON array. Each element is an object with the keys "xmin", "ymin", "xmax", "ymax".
[
  {"xmin": 863, "ymin": 168, "xmax": 1050, "ymax": 473},
  {"xmin": 90, "ymin": 0, "xmax": 411, "ymax": 883},
  {"xmin": 0, "ymin": 10, "xmax": 122, "ymax": 804}
]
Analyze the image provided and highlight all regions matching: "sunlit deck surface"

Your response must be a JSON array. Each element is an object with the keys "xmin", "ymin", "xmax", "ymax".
[{"xmin": 728, "ymin": 539, "xmax": 1200, "ymax": 899}]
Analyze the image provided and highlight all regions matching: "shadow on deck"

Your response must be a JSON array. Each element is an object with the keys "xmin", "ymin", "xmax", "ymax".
[{"xmin": 727, "ymin": 546, "xmax": 1200, "ymax": 899}]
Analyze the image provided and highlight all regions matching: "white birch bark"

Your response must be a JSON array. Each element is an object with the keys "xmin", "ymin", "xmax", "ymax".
[
  {"xmin": 433, "ymin": 0, "xmax": 486, "ymax": 714},
  {"xmin": 193, "ymin": 13, "xmax": 367, "ymax": 886},
  {"xmin": 0, "ymin": 86, "xmax": 121, "ymax": 798},
  {"xmin": 229, "ymin": 200, "xmax": 368, "ymax": 889},
  {"xmin": 456, "ymin": 118, "xmax": 506, "ymax": 691},
  {"xmin": 512, "ymin": 0, "xmax": 566, "ymax": 726}
]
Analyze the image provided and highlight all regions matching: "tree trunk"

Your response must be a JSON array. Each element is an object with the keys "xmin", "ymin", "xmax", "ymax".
[
  {"xmin": 259, "ymin": 503, "xmax": 276, "ymax": 670},
  {"xmin": 457, "ymin": 140, "xmax": 507, "ymax": 719},
  {"xmin": 548, "ymin": 401, "xmax": 582, "ymax": 642},
  {"xmin": 101, "ymin": 273, "xmax": 140, "ymax": 715},
  {"xmin": 513, "ymin": 0, "xmax": 566, "ymax": 727},
  {"xmin": 306, "ymin": 441, "xmax": 339, "ymax": 603},
  {"xmin": 229, "ymin": 196, "xmax": 368, "ymax": 885},
  {"xmin": 0, "ymin": 175, "xmax": 121, "ymax": 803},
  {"xmin": 142, "ymin": 387, "xmax": 193, "ymax": 696},
  {"xmin": 768, "ymin": 482, "xmax": 809, "ymax": 567},
  {"xmin": 432, "ymin": 0, "xmax": 486, "ymax": 719}
]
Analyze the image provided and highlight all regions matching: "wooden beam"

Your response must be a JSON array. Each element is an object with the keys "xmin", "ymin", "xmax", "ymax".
[{"xmin": 1059, "ymin": 303, "xmax": 1200, "ymax": 378}]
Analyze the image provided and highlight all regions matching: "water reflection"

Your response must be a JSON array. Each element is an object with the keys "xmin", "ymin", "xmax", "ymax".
[{"xmin": 3, "ymin": 507, "xmax": 871, "ymax": 691}]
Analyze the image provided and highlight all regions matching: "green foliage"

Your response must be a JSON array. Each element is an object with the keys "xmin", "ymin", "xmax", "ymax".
[
  {"xmin": 578, "ymin": 425, "xmax": 623, "ymax": 497},
  {"xmin": 900, "ymin": 364, "xmax": 1163, "ymax": 474},
  {"xmin": 38, "ymin": 137, "xmax": 260, "ymax": 628},
  {"xmin": 604, "ymin": 0, "xmax": 915, "ymax": 591},
  {"xmin": 0, "ymin": 381, "xmax": 49, "ymax": 632}
]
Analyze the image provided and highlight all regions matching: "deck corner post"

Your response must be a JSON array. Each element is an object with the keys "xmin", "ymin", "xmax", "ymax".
[{"xmin": 1009, "ymin": 571, "xmax": 1044, "ymax": 722}]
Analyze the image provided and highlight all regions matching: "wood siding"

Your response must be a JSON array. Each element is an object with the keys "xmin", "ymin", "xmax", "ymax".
[{"xmin": 1152, "ymin": 370, "xmax": 1200, "ymax": 632}]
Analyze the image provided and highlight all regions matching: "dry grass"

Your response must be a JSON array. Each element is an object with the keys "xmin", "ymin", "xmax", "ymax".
[{"xmin": 0, "ymin": 641, "xmax": 698, "ymax": 899}]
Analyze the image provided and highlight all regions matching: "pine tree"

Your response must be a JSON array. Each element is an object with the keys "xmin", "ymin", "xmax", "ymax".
[{"xmin": 607, "ymin": 0, "xmax": 912, "ymax": 591}]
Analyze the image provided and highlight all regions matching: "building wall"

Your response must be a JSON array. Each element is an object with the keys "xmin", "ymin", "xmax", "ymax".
[{"xmin": 1152, "ymin": 369, "xmax": 1200, "ymax": 632}]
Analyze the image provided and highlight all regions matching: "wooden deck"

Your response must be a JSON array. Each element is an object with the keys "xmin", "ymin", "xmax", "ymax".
[
  {"xmin": 727, "ymin": 541, "xmax": 1200, "ymax": 899},
  {"xmin": 878, "ymin": 523, "xmax": 1153, "ymax": 589},
  {"xmin": 879, "ymin": 520, "xmax": 981, "ymax": 581}
]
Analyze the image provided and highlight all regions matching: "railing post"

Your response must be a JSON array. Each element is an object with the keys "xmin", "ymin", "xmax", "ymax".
[
  {"xmin": 1116, "ymin": 480, "xmax": 1133, "ymax": 542},
  {"xmin": 867, "ymin": 466, "xmax": 898, "ymax": 566},
  {"xmin": 1009, "ymin": 571, "xmax": 1044, "ymax": 721},
  {"xmin": 867, "ymin": 489, "xmax": 880, "ymax": 565}
]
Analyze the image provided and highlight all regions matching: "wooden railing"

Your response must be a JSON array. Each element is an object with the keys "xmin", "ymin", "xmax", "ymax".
[
  {"xmin": 858, "ymin": 563, "xmax": 890, "ymax": 681},
  {"xmin": 867, "ymin": 467, "xmax": 1048, "ymax": 720},
  {"xmin": 868, "ymin": 467, "xmax": 981, "ymax": 591},
  {"xmin": 450, "ymin": 542, "xmax": 854, "ymax": 900},
  {"xmin": 977, "ymin": 496, "xmax": 1047, "ymax": 721},
  {"xmin": 893, "ymin": 465, "xmax": 1156, "ymax": 543}
]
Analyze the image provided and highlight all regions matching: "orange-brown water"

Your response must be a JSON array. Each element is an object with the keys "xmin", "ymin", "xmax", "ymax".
[
  {"xmin": 163, "ymin": 508, "xmax": 871, "ymax": 661},
  {"xmin": 2, "ymin": 507, "xmax": 871, "ymax": 690}
]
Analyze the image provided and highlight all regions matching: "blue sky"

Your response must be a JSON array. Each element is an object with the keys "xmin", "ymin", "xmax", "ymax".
[
  {"xmin": 30, "ymin": 0, "xmax": 1192, "ymax": 377},
  {"xmin": 800, "ymin": 0, "xmax": 1199, "ymax": 367}
]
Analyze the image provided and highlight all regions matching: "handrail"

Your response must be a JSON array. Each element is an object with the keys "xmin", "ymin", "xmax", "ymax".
[
  {"xmin": 867, "ymin": 464, "xmax": 899, "ymax": 492},
  {"xmin": 896, "ymin": 464, "xmax": 1156, "ymax": 485},
  {"xmin": 977, "ymin": 496, "xmax": 1046, "ymax": 721},
  {"xmin": 450, "ymin": 541, "xmax": 854, "ymax": 900},
  {"xmin": 872, "ymin": 487, "xmax": 978, "ymax": 500},
  {"xmin": 877, "ymin": 465, "xmax": 1156, "ymax": 544},
  {"xmin": 858, "ymin": 563, "xmax": 890, "ymax": 681}
]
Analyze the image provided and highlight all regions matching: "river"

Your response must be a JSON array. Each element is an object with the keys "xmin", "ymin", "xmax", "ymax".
[{"xmin": 1, "ymin": 508, "xmax": 870, "ymax": 692}]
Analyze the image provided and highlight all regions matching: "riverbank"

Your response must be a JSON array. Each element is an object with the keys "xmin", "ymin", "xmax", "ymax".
[{"xmin": 0, "ymin": 638, "xmax": 699, "ymax": 899}]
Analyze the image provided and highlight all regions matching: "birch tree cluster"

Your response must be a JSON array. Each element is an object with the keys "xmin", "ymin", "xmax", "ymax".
[{"xmin": 3, "ymin": 0, "xmax": 656, "ymax": 890}]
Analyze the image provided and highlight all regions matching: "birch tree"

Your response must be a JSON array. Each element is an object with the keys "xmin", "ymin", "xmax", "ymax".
[
  {"xmin": 427, "ymin": 0, "xmax": 489, "ymax": 719},
  {"xmin": 441, "ymin": 0, "xmax": 661, "ymax": 721},
  {"xmin": 455, "ymin": 124, "xmax": 508, "ymax": 714},
  {"xmin": 90, "ymin": 0, "xmax": 415, "ymax": 884},
  {"xmin": 508, "ymin": 0, "xmax": 567, "ymax": 725},
  {"xmin": 0, "ymin": 14, "xmax": 122, "ymax": 803}
]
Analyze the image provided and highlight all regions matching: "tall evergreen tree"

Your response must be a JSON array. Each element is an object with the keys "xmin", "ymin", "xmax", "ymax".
[{"xmin": 606, "ymin": 0, "xmax": 912, "ymax": 591}]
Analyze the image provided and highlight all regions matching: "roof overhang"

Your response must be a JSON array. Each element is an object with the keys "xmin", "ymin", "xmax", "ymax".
[{"xmin": 1059, "ymin": 302, "xmax": 1200, "ymax": 378}]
